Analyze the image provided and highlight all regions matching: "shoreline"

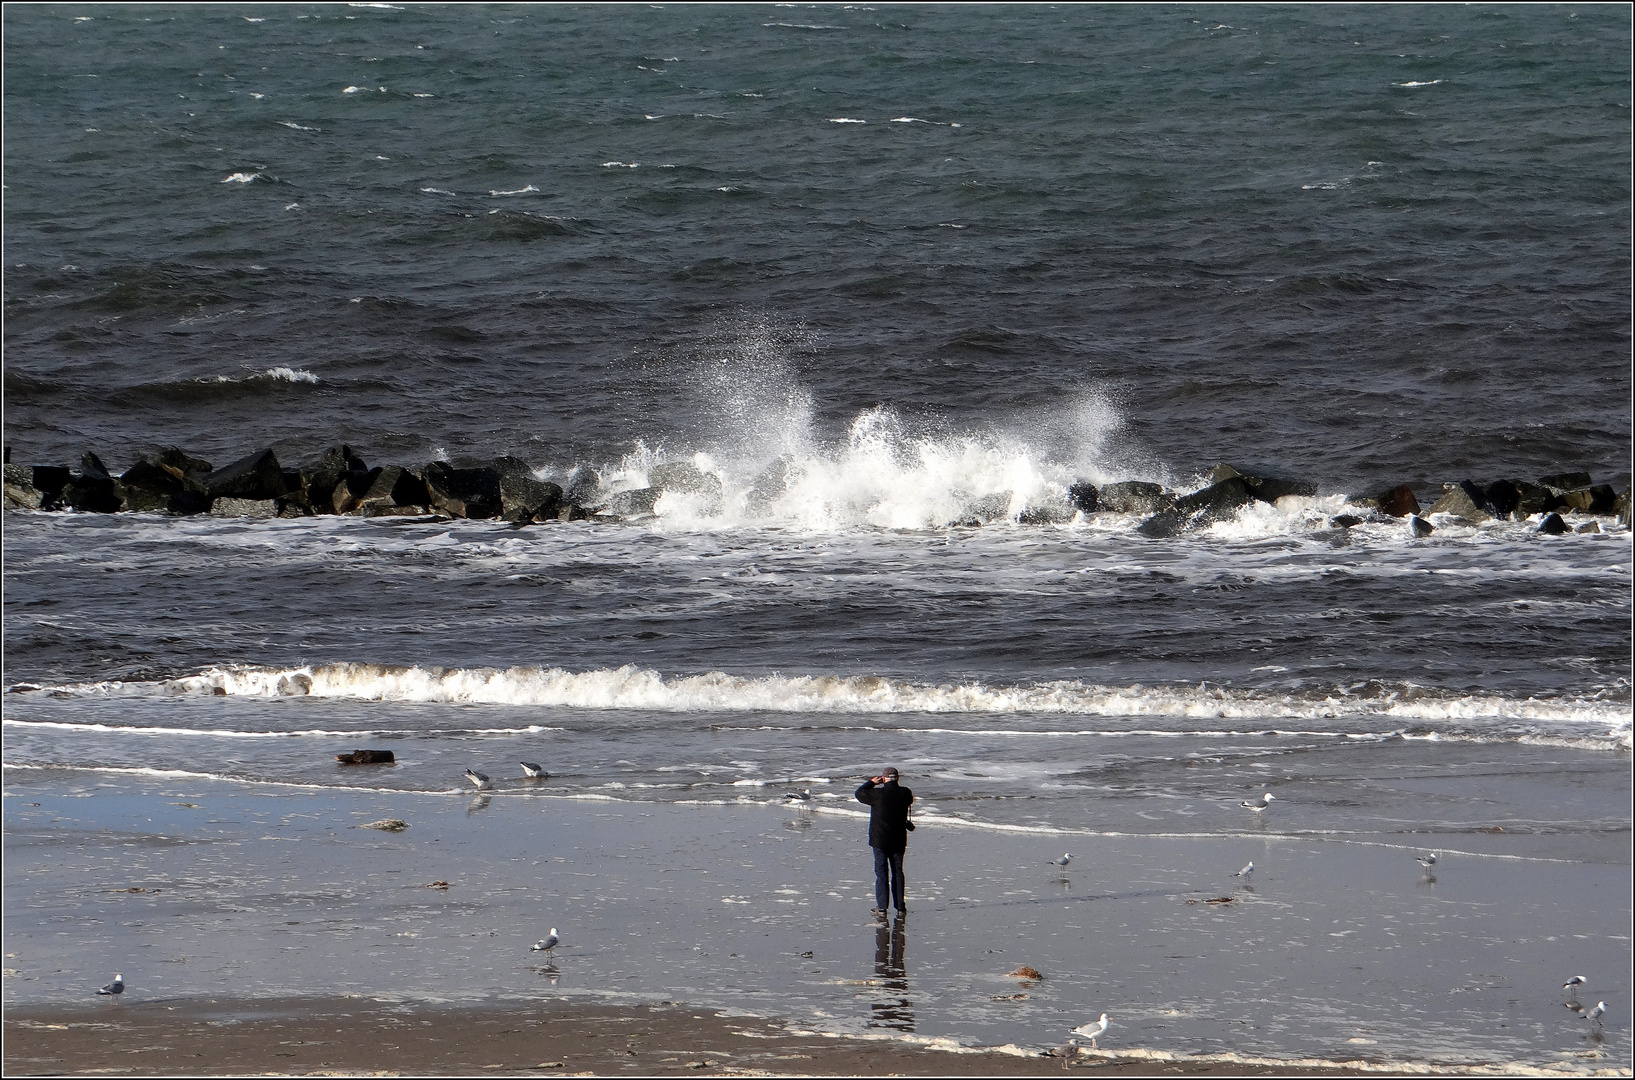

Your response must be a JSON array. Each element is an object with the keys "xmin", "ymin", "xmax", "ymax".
[{"xmin": 4, "ymin": 994, "xmax": 1577, "ymax": 1078}]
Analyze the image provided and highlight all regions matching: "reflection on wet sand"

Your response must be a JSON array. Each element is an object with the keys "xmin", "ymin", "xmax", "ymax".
[{"xmin": 868, "ymin": 914, "xmax": 912, "ymax": 1032}]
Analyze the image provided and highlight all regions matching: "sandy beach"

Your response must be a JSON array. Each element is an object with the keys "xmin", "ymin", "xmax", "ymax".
[
  {"xmin": 4, "ymin": 995, "xmax": 1408, "ymax": 1077},
  {"xmin": 3, "ymin": 765, "xmax": 1628, "ymax": 1076}
]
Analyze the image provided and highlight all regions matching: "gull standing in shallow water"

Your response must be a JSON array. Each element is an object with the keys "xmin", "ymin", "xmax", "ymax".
[
  {"xmin": 1588, "ymin": 1001, "xmax": 1606, "ymax": 1026},
  {"xmin": 96, "ymin": 974, "xmax": 123, "ymax": 996},
  {"xmin": 531, "ymin": 928, "xmax": 559, "ymax": 957},
  {"xmin": 1417, "ymin": 851, "xmax": 1439, "ymax": 870},
  {"xmin": 784, "ymin": 788, "xmax": 811, "ymax": 804},
  {"xmin": 1072, "ymin": 1014, "xmax": 1110, "ymax": 1048},
  {"xmin": 520, "ymin": 762, "xmax": 547, "ymax": 779},
  {"xmin": 1240, "ymin": 793, "xmax": 1275, "ymax": 812},
  {"xmin": 1234, "ymin": 861, "xmax": 1254, "ymax": 879},
  {"xmin": 464, "ymin": 768, "xmax": 490, "ymax": 790},
  {"xmin": 1049, "ymin": 853, "xmax": 1074, "ymax": 868},
  {"xmin": 1564, "ymin": 975, "xmax": 1587, "ymax": 993}
]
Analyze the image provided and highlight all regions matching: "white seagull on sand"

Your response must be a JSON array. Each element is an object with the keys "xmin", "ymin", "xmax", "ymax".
[
  {"xmin": 464, "ymin": 768, "xmax": 491, "ymax": 790},
  {"xmin": 1240, "ymin": 793, "xmax": 1275, "ymax": 812},
  {"xmin": 96, "ymin": 974, "xmax": 124, "ymax": 996},
  {"xmin": 1071, "ymin": 1014, "xmax": 1110, "ymax": 1047},
  {"xmin": 1049, "ymin": 853, "xmax": 1074, "ymax": 868},
  {"xmin": 1234, "ymin": 861, "xmax": 1254, "ymax": 879},
  {"xmin": 520, "ymin": 762, "xmax": 547, "ymax": 778},
  {"xmin": 531, "ymin": 928, "xmax": 559, "ymax": 957},
  {"xmin": 1045, "ymin": 1039, "xmax": 1079, "ymax": 1068},
  {"xmin": 1417, "ymin": 851, "xmax": 1439, "ymax": 869},
  {"xmin": 1563, "ymin": 975, "xmax": 1587, "ymax": 992},
  {"xmin": 1588, "ymin": 1001, "xmax": 1606, "ymax": 1026}
]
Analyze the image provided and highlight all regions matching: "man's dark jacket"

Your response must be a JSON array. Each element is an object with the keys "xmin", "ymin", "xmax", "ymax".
[{"xmin": 855, "ymin": 779, "xmax": 914, "ymax": 851}]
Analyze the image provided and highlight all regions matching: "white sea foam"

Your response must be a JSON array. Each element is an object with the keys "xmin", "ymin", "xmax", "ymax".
[
  {"xmin": 420, "ymin": 187, "xmax": 455, "ymax": 195},
  {"xmin": 203, "ymin": 366, "xmax": 318, "ymax": 385},
  {"xmin": 827, "ymin": 117, "xmax": 867, "ymax": 124},
  {"xmin": 1395, "ymin": 79, "xmax": 1443, "ymax": 87},
  {"xmin": 21, "ymin": 664, "xmax": 1628, "ymax": 746},
  {"xmin": 277, "ymin": 121, "xmax": 318, "ymax": 131},
  {"xmin": 488, "ymin": 184, "xmax": 538, "ymax": 195},
  {"xmin": 221, "ymin": 172, "xmax": 260, "ymax": 183}
]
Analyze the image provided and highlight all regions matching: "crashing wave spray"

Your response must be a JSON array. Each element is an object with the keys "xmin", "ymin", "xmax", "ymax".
[{"xmin": 577, "ymin": 313, "xmax": 1154, "ymax": 530}]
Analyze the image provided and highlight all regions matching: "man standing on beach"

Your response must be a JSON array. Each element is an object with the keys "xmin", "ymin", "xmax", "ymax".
[{"xmin": 856, "ymin": 767, "xmax": 914, "ymax": 915}]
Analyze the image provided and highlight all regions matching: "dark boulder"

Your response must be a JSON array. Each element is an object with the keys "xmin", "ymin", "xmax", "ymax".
[
  {"xmin": 1482, "ymin": 480, "xmax": 1522, "ymax": 519},
  {"xmin": 1617, "ymin": 487, "xmax": 1632, "ymax": 529},
  {"xmin": 1372, "ymin": 484, "xmax": 1421, "ymax": 518},
  {"xmin": 28, "ymin": 466, "xmax": 72, "ymax": 507},
  {"xmin": 1018, "ymin": 503, "xmax": 1075, "ymax": 525},
  {"xmin": 1538, "ymin": 512, "xmax": 1568, "ymax": 536},
  {"xmin": 62, "ymin": 453, "xmax": 125, "ymax": 513},
  {"xmin": 202, "ymin": 449, "xmax": 289, "ymax": 501},
  {"xmin": 423, "ymin": 461, "xmax": 501, "ymax": 519},
  {"xmin": 155, "ymin": 446, "xmax": 213, "ymax": 477},
  {"xmin": 356, "ymin": 465, "xmax": 431, "ymax": 515},
  {"xmin": 1576, "ymin": 521, "xmax": 1601, "ymax": 534},
  {"xmin": 605, "ymin": 487, "xmax": 659, "ymax": 517},
  {"xmin": 316, "ymin": 445, "xmax": 368, "ymax": 474},
  {"xmin": 563, "ymin": 466, "xmax": 602, "ymax": 507},
  {"xmin": 955, "ymin": 491, "xmax": 1013, "ymax": 526},
  {"xmin": 1426, "ymin": 481, "xmax": 1491, "ymax": 523},
  {"xmin": 1206, "ymin": 463, "xmax": 1317, "ymax": 503},
  {"xmin": 1067, "ymin": 482, "xmax": 1098, "ymax": 514},
  {"xmin": 1137, "ymin": 477, "xmax": 1256, "ymax": 538},
  {"xmin": 1099, "ymin": 481, "xmax": 1172, "ymax": 514},
  {"xmin": 1409, "ymin": 515, "xmax": 1434, "ymax": 537},
  {"xmin": 211, "ymin": 497, "xmax": 279, "ymax": 519},
  {"xmin": 556, "ymin": 503, "xmax": 591, "ymax": 522},
  {"xmin": 331, "ymin": 468, "xmax": 380, "ymax": 515},
  {"xmin": 649, "ymin": 462, "xmax": 723, "ymax": 514},
  {"xmin": 1332, "ymin": 514, "xmax": 1364, "ymax": 528},
  {"xmin": 1513, "ymin": 480, "xmax": 1565, "ymax": 519},
  {"xmin": 744, "ymin": 457, "xmax": 797, "ymax": 516},
  {"xmin": 336, "ymin": 749, "xmax": 396, "ymax": 765},
  {"xmin": 1561, "ymin": 484, "xmax": 1616, "ymax": 515},
  {"xmin": 493, "ymin": 456, "xmax": 563, "ymax": 522},
  {"xmin": 80, "ymin": 452, "xmax": 114, "ymax": 480},
  {"xmin": 1539, "ymin": 471, "xmax": 1591, "ymax": 491},
  {"xmin": 120, "ymin": 454, "xmax": 210, "ymax": 515},
  {"xmin": 3, "ymin": 463, "xmax": 43, "ymax": 509}
]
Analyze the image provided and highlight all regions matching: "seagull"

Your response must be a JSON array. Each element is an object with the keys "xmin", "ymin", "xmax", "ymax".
[
  {"xmin": 520, "ymin": 762, "xmax": 547, "ymax": 779},
  {"xmin": 1417, "ymin": 852, "xmax": 1439, "ymax": 869},
  {"xmin": 531, "ymin": 928, "xmax": 559, "ymax": 957},
  {"xmin": 1045, "ymin": 1039, "xmax": 1079, "ymax": 1069},
  {"xmin": 1564, "ymin": 975, "xmax": 1587, "ymax": 992},
  {"xmin": 784, "ymin": 788, "xmax": 811, "ymax": 803},
  {"xmin": 1240, "ymin": 793, "xmax": 1275, "ymax": 812},
  {"xmin": 96, "ymin": 974, "xmax": 124, "ymax": 996},
  {"xmin": 1049, "ymin": 853, "xmax": 1074, "ymax": 868},
  {"xmin": 1234, "ymin": 861, "xmax": 1254, "ymax": 879},
  {"xmin": 1071, "ymin": 1014, "xmax": 1110, "ymax": 1048},
  {"xmin": 464, "ymin": 768, "xmax": 490, "ymax": 790},
  {"xmin": 1588, "ymin": 1001, "xmax": 1606, "ymax": 1026}
]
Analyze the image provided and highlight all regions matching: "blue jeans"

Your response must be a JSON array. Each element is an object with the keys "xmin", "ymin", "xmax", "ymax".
[{"xmin": 873, "ymin": 847, "xmax": 905, "ymax": 911}]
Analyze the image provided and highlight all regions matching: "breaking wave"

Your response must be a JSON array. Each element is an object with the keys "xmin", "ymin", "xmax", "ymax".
[{"xmin": 13, "ymin": 663, "xmax": 1629, "ymax": 748}]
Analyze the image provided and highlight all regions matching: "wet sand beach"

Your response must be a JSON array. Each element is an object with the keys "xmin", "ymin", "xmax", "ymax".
[
  {"xmin": 4, "ymin": 996, "xmax": 1396, "ymax": 1077},
  {"xmin": 3, "ymin": 767, "xmax": 1628, "ymax": 1076}
]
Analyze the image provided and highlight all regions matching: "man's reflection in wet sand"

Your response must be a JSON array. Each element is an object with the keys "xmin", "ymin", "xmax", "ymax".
[{"xmin": 868, "ymin": 913, "xmax": 913, "ymax": 1031}]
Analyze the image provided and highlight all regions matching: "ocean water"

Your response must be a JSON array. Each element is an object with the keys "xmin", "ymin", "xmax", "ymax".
[{"xmin": 3, "ymin": 4, "xmax": 1631, "ymax": 1072}]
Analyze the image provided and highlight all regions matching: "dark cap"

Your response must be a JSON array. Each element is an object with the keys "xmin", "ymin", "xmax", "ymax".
[{"xmin": 882, "ymin": 767, "xmax": 899, "ymax": 779}]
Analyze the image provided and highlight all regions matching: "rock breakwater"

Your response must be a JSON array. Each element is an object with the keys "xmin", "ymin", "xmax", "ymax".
[{"xmin": 3, "ymin": 445, "xmax": 1630, "ymax": 534}]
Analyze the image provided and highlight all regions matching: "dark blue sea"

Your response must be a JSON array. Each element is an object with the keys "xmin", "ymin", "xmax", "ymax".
[{"xmin": 3, "ymin": 5, "xmax": 1631, "ymax": 1071}]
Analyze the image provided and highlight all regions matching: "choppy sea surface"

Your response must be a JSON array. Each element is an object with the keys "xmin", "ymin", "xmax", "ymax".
[{"xmin": 4, "ymin": 4, "xmax": 1631, "ymax": 1073}]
